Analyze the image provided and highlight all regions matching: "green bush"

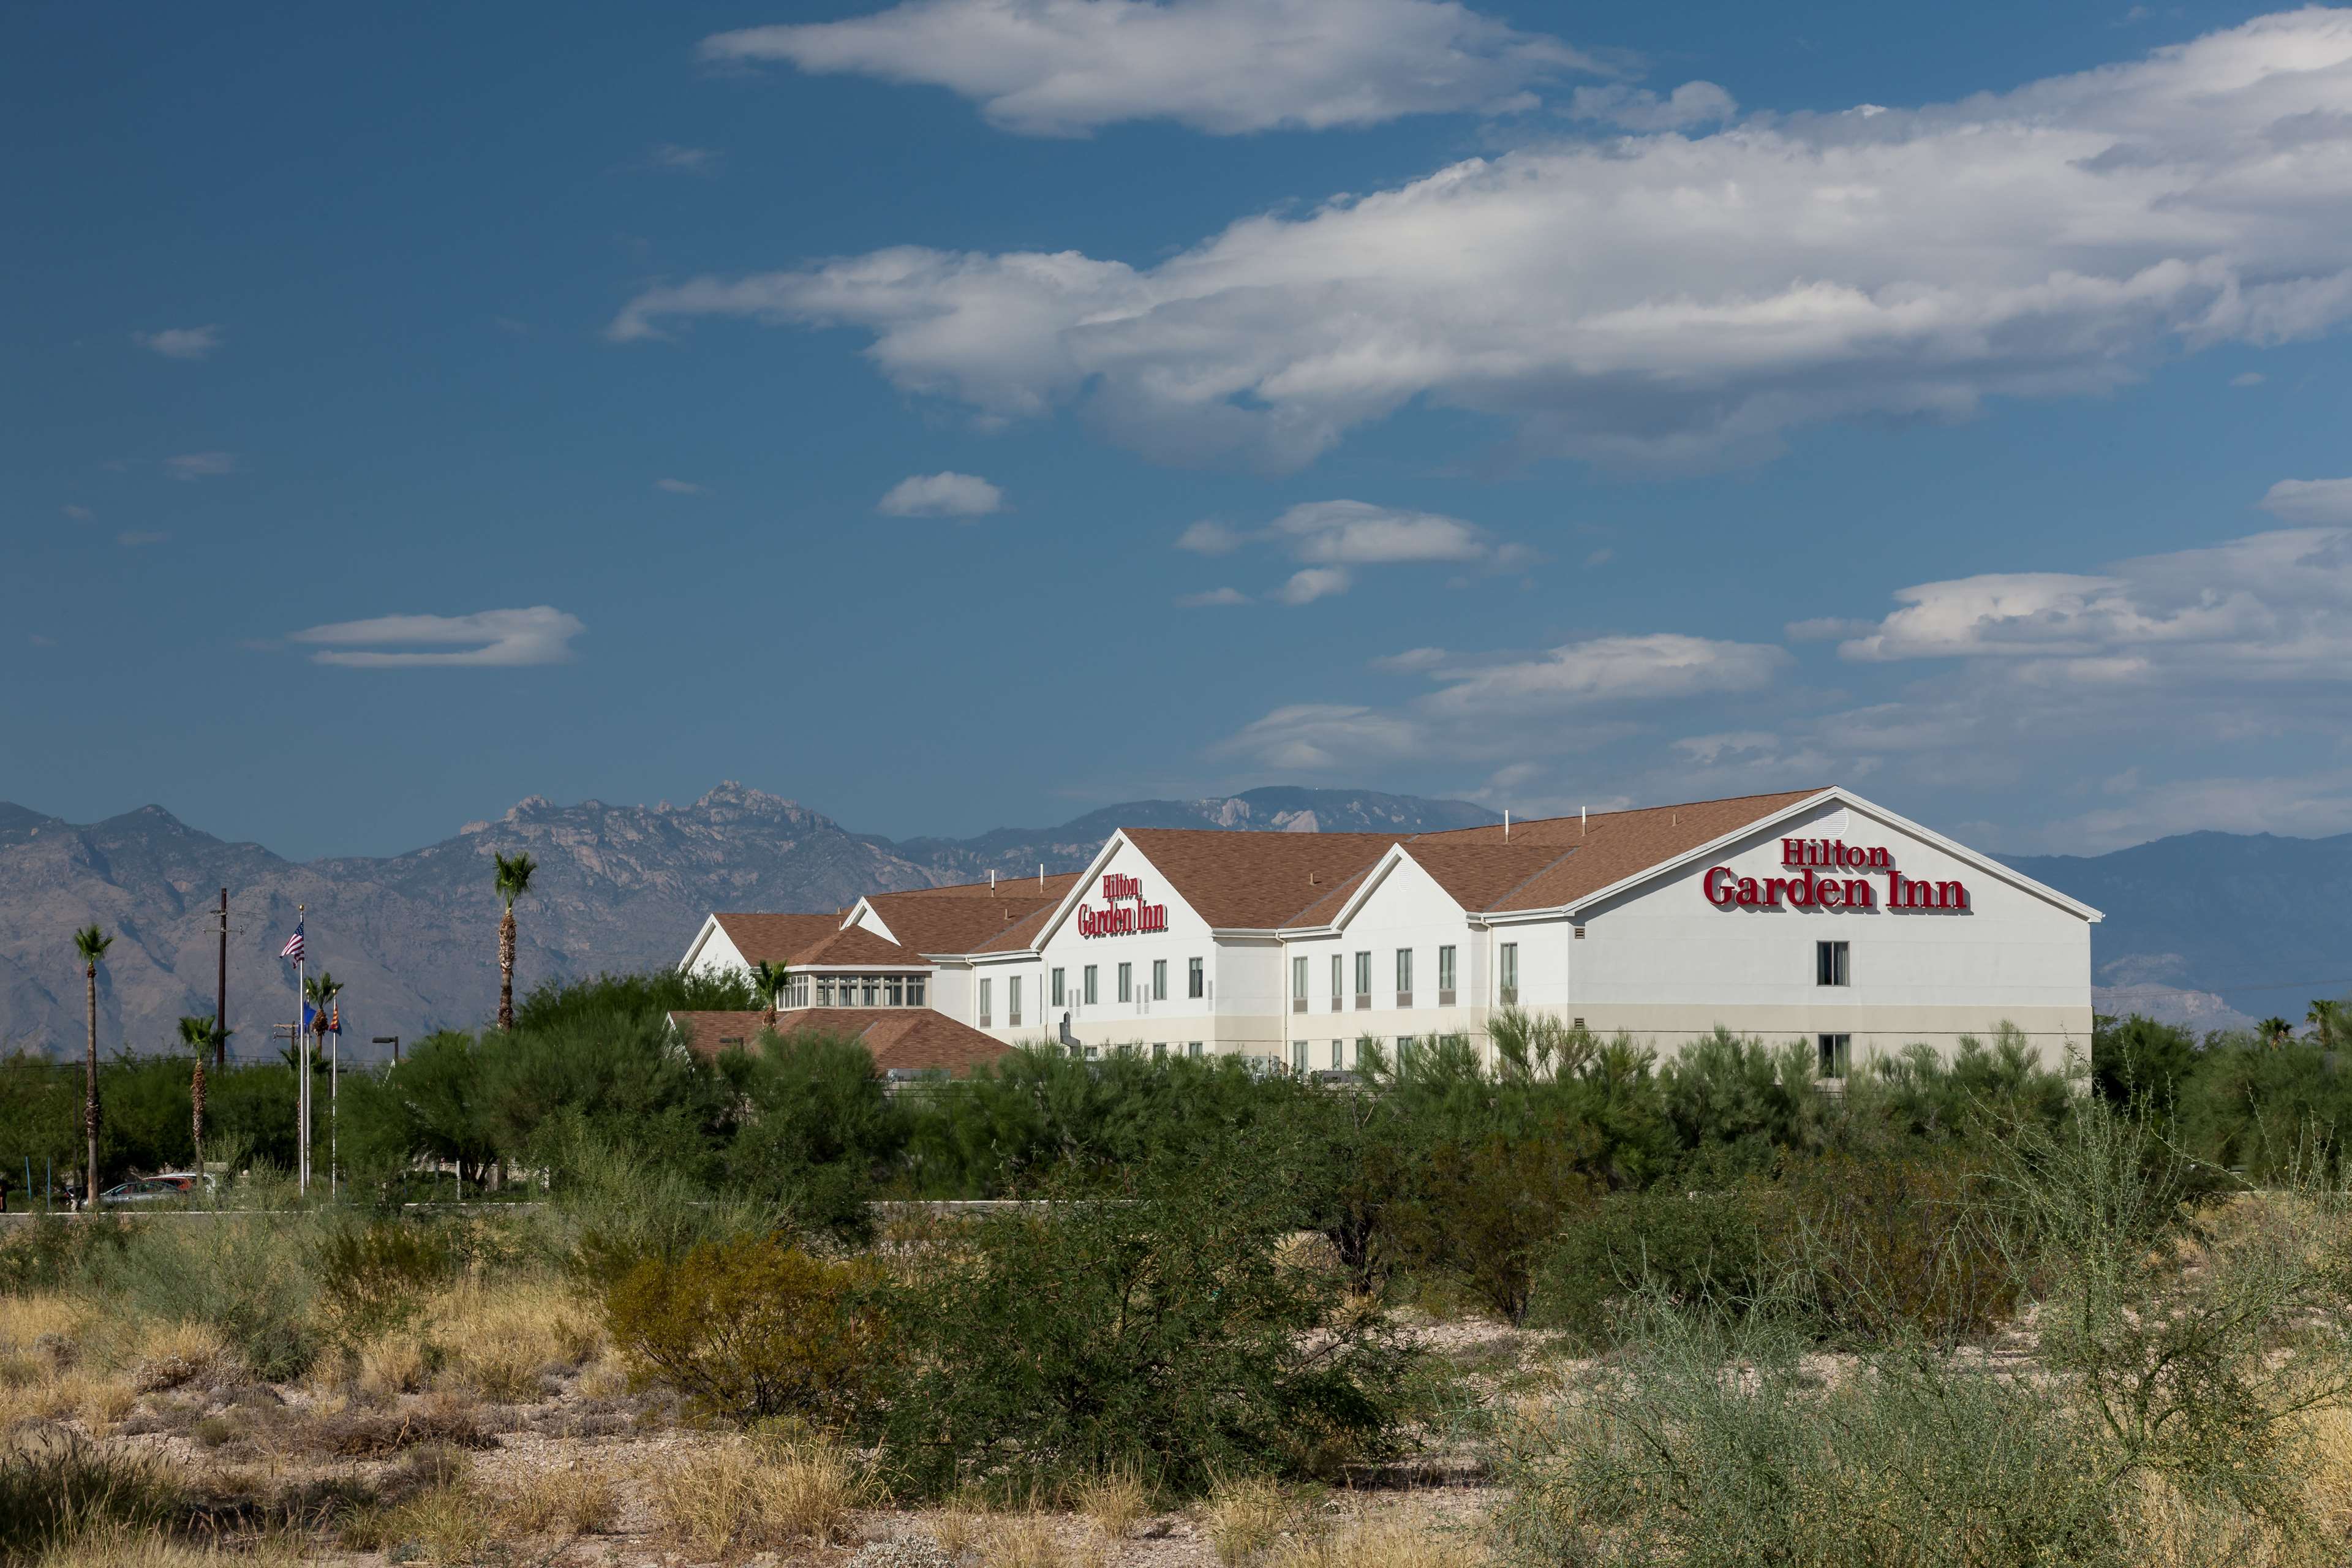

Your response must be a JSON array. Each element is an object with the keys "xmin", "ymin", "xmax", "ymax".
[
  {"xmin": 867, "ymin": 1151, "xmax": 1419, "ymax": 1498},
  {"xmin": 605, "ymin": 1232, "xmax": 886, "ymax": 1427},
  {"xmin": 80, "ymin": 1212, "xmax": 320, "ymax": 1379},
  {"xmin": 1781, "ymin": 1149, "xmax": 2021, "ymax": 1344},
  {"xmin": 312, "ymin": 1217, "xmax": 458, "ymax": 1345},
  {"xmin": 723, "ymin": 1029, "xmax": 908, "ymax": 1239},
  {"xmin": 1390, "ymin": 1129, "xmax": 1596, "ymax": 1324},
  {"xmin": 0, "ymin": 1430, "xmax": 189, "ymax": 1562},
  {"xmin": 1496, "ymin": 1314, "xmax": 2121, "ymax": 1568},
  {"xmin": 1531, "ymin": 1185, "xmax": 1777, "ymax": 1344}
]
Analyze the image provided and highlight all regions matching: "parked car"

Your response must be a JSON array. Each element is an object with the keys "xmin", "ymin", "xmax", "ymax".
[{"xmin": 97, "ymin": 1172, "xmax": 216, "ymax": 1205}]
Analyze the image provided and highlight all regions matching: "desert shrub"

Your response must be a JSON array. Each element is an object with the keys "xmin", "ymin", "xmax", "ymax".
[
  {"xmin": 1659, "ymin": 1031, "xmax": 1831, "ymax": 1174},
  {"xmin": 543, "ymin": 1136, "xmax": 784, "ymax": 1291},
  {"xmin": 1530, "ymin": 1185, "xmax": 1777, "ymax": 1344},
  {"xmin": 78, "ymin": 1214, "xmax": 318, "ymax": 1379},
  {"xmin": 2092, "ymin": 1014, "xmax": 2202, "ymax": 1119},
  {"xmin": 0, "ymin": 1430, "xmax": 187, "ymax": 1561},
  {"xmin": 1496, "ymin": 1313, "xmax": 2122, "ymax": 1567},
  {"xmin": 1857, "ymin": 1028, "xmax": 2077, "ymax": 1147},
  {"xmin": 722, "ymin": 1029, "xmax": 910, "ymax": 1240},
  {"xmin": 1780, "ymin": 1148, "xmax": 2022, "ymax": 1344},
  {"xmin": 2179, "ymin": 1038, "xmax": 2352, "ymax": 1180},
  {"xmin": 1389, "ymin": 1130, "xmax": 1595, "ymax": 1324},
  {"xmin": 867, "ymin": 1147, "xmax": 1419, "ymax": 1499},
  {"xmin": 605, "ymin": 1233, "xmax": 886, "ymax": 1426},
  {"xmin": 312, "ymin": 1219, "xmax": 458, "ymax": 1346},
  {"xmin": 646, "ymin": 1433, "xmax": 867, "ymax": 1555},
  {"xmin": 0, "ymin": 1216, "xmax": 128, "ymax": 1294}
]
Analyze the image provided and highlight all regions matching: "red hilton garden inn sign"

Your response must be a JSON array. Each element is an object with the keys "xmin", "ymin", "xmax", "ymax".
[
  {"xmin": 1703, "ymin": 837, "xmax": 1970, "ymax": 912},
  {"xmin": 1076, "ymin": 873, "xmax": 1169, "ymax": 938}
]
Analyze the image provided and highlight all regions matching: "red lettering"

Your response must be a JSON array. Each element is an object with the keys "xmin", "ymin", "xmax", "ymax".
[
  {"xmin": 1869, "ymin": 846, "xmax": 1892, "ymax": 870},
  {"xmin": 1788, "ymin": 869, "xmax": 1815, "ymax": 907},
  {"xmin": 1843, "ymin": 878, "xmax": 1874, "ymax": 908},
  {"xmin": 1705, "ymin": 866, "xmax": 1737, "ymax": 906},
  {"xmin": 1936, "ymin": 880, "xmax": 1969, "ymax": 910},
  {"xmin": 1735, "ymin": 876, "xmax": 1760, "ymax": 907},
  {"xmin": 1782, "ymin": 838, "xmax": 1803, "ymax": 868},
  {"xmin": 1819, "ymin": 879, "xmax": 1843, "ymax": 909}
]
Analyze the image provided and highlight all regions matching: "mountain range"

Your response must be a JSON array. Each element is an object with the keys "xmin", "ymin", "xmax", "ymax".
[
  {"xmin": 2, "ymin": 783, "xmax": 2342, "ymax": 1060},
  {"xmin": 0, "ymin": 783, "xmax": 1496, "ymax": 1060}
]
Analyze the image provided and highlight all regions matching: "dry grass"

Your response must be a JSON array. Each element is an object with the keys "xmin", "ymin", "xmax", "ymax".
[
  {"xmin": 355, "ymin": 1330, "xmax": 429, "ymax": 1399},
  {"xmin": 1205, "ymin": 1476, "xmax": 1297, "ymax": 1564},
  {"xmin": 497, "ymin": 1456, "xmax": 619, "ymax": 1537},
  {"xmin": 380, "ymin": 1479, "xmax": 497, "ymax": 1566},
  {"xmin": 29, "ymin": 1525, "xmax": 301, "ymax": 1568},
  {"xmin": 646, "ymin": 1434, "xmax": 869, "ymax": 1555},
  {"xmin": 932, "ymin": 1506, "xmax": 984, "ymax": 1559},
  {"xmin": 1263, "ymin": 1512, "xmax": 1485, "ymax": 1568},
  {"xmin": 1076, "ymin": 1468, "xmax": 1150, "ymax": 1541},
  {"xmin": 0, "ymin": 1291, "xmax": 89, "ymax": 1356},
  {"xmin": 419, "ymin": 1276, "xmax": 600, "ymax": 1400},
  {"xmin": 981, "ymin": 1513, "xmax": 1098, "ymax": 1568},
  {"xmin": 120, "ymin": 1321, "xmax": 232, "ymax": 1393}
]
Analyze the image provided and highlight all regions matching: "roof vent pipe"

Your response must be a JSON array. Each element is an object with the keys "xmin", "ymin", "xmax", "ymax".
[
  {"xmin": 990, "ymin": 869, "xmax": 997, "ymax": 891},
  {"xmin": 1504, "ymin": 809, "xmax": 1510, "ymax": 842},
  {"xmin": 1581, "ymin": 805, "xmax": 1587, "ymax": 837},
  {"xmin": 1039, "ymin": 862, "xmax": 1045, "ymax": 889}
]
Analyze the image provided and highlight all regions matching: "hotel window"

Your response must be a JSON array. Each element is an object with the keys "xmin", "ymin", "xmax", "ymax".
[
  {"xmin": 1051, "ymin": 967, "xmax": 1066, "ymax": 1008},
  {"xmin": 816, "ymin": 978, "xmax": 834, "ymax": 1007},
  {"xmin": 1152, "ymin": 959, "xmax": 1168, "ymax": 1001},
  {"xmin": 978, "ymin": 978, "xmax": 992, "ymax": 1027},
  {"xmin": 1330, "ymin": 1041, "xmax": 1343, "ymax": 1071},
  {"xmin": 1395, "ymin": 949, "xmax": 1413, "ymax": 1008},
  {"xmin": 788, "ymin": 975, "xmax": 810, "ymax": 1008},
  {"xmin": 1188, "ymin": 1041, "xmax": 1204, "ymax": 1057},
  {"xmin": 1816, "ymin": 941, "xmax": 1850, "ymax": 987},
  {"xmin": 1117, "ymin": 962, "xmax": 1133, "ymax": 1003},
  {"xmin": 862, "ymin": 976, "xmax": 880, "ymax": 1006},
  {"xmin": 1152, "ymin": 1041, "xmax": 1166, "ymax": 1058},
  {"xmin": 1397, "ymin": 1035, "xmax": 1417, "ymax": 1059},
  {"xmin": 907, "ymin": 976, "xmax": 925, "ymax": 1006},
  {"xmin": 1008, "ymin": 975, "xmax": 1022, "ymax": 1026},
  {"xmin": 1084, "ymin": 965, "xmax": 1098, "ymax": 1005},
  {"xmin": 1292, "ymin": 955, "xmax": 1308, "ymax": 1013},
  {"xmin": 1188, "ymin": 957, "xmax": 1205, "ymax": 998},
  {"xmin": 1500, "ymin": 943, "xmax": 1519, "ymax": 1005},
  {"xmin": 886, "ymin": 975, "xmax": 904, "ymax": 1006},
  {"xmin": 1354, "ymin": 951, "xmax": 1372, "ymax": 1009},
  {"xmin": 1817, "ymin": 1033, "xmax": 1852, "ymax": 1080},
  {"xmin": 1330, "ymin": 954, "xmax": 1344, "ymax": 1011},
  {"xmin": 1292, "ymin": 1039, "xmax": 1308, "ymax": 1075},
  {"xmin": 1438, "ymin": 945, "xmax": 1457, "ymax": 1006}
]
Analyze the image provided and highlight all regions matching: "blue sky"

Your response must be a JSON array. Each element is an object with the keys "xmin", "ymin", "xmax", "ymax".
[{"xmin": 7, "ymin": 0, "xmax": 2352, "ymax": 861}]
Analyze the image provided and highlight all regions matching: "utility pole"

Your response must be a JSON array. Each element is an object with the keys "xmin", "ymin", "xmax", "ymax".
[{"xmin": 215, "ymin": 888, "xmax": 229, "ymax": 1069}]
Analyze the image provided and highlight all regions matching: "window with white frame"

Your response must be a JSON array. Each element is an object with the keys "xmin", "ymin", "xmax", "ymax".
[
  {"xmin": 1353, "ymin": 951, "xmax": 1371, "ymax": 1008},
  {"xmin": 1292, "ymin": 954, "xmax": 1308, "ymax": 1012},
  {"xmin": 907, "ymin": 976, "xmax": 925, "ymax": 1006},
  {"xmin": 1051, "ymin": 967, "xmax": 1066, "ymax": 1008},
  {"xmin": 1188, "ymin": 1041, "xmax": 1203, "ymax": 1057},
  {"xmin": 1152, "ymin": 959, "xmax": 1168, "ymax": 1001},
  {"xmin": 1395, "ymin": 948, "xmax": 1413, "ymax": 1006},
  {"xmin": 1500, "ymin": 942, "xmax": 1519, "ymax": 1003},
  {"xmin": 1292, "ymin": 1039, "xmax": 1308, "ymax": 1074},
  {"xmin": 1188, "ymin": 957, "xmax": 1205, "ymax": 998},
  {"xmin": 1438, "ymin": 944, "xmax": 1457, "ymax": 1003},
  {"xmin": 1008, "ymin": 974, "xmax": 1022, "ymax": 1025},
  {"xmin": 1330, "ymin": 1040, "xmax": 1343, "ymax": 1070},
  {"xmin": 1083, "ymin": 965, "xmax": 1098, "ymax": 1005},
  {"xmin": 1330, "ymin": 954, "xmax": 1343, "ymax": 1009},
  {"xmin": 1817, "ymin": 1033, "xmax": 1852, "ymax": 1079},
  {"xmin": 1816, "ymin": 941, "xmax": 1850, "ymax": 987},
  {"xmin": 978, "ymin": 978, "xmax": 992, "ymax": 1027},
  {"xmin": 1117, "ymin": 962, "xmax": 1133, "ymax": 1003}
]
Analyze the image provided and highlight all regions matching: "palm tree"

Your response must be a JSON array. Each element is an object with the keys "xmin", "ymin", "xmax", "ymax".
[
  {"xmin": 492, "ymin": 852, "xmax": 537, "ymax": 1031},
  {"xmin": 2258, "ymin": 1016, "xmax": 2295, "ymax": 1049},
  {"xmin": 2309, "ymin": 999, "xmax": 2346, "ymax": 1052},
  {"xmin": 305, "ymin": 972, "xmax": 344, "ymax": 1055},
  {"xmin": 175, "ymin": 1014, "xmax": 225, "ymax": 1166},
  {"xmin": 750, "ymin": 960, "xmax": 790, "ymax": 1029},
  {"xmin": 74, "ymin": 924, "xmax": 111, "ymax": 1205}
]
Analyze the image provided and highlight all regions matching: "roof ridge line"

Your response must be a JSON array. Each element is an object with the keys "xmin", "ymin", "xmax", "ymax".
[{"xmin": 1478, "ymin": 844, "xmax": 1584, "ymax": 912}]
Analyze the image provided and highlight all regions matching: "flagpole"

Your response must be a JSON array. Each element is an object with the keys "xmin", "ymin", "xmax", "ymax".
[{"xmin": 293, "ymin": 904, "xmax": 307, "ymax": 1197}]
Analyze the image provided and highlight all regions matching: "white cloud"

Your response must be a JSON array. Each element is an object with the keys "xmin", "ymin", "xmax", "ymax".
[
  {"xmin": 1275, "ymin": 567, "xmax": 1351, "ymax": 605},
  {"xmin": 2019, "ymin": 769, "xmax": 2352, "ymax": 852},
  {"xmin": 1371, "ymin": 646, "xmax": 1450, "ymax": 672},
  {"xmin": 1567, "ymin": 80, "xmax": 1735, "ymax": 130},
  {"xmin": 1180, "ymin": 499, "xmax": 1517, "ymax": 601},
  {"xmin": 700, "ymin": 0, "xmax": 1599, "ymax": 137},
  {"xmin": 2231, "ymin": 370, "xmax": 2267, "ymax": 386},
  {"xmin": 165, "ymin": 452, "xmax": 235, "ymax": 481},
  {"xmin": 1836, "ymin": 527, "xmax": 2352, "ymax": 680},
  {"xmin": 639, "ymin": 143, "xmax": 719, "ymax": 174},
  {"xmin": 1583, "ymin": 546, "xmax": 1613, "ymax": 568},
  {"xmin": 1672, "ymin": 730, "xmax": 1781, "ymax": 766},
  {"xmin": 291, "ymin": 607, "xmax": 586, "ymax": 668},
  {"xmin": 654, "ymin": 477, "xmax": 706, "ymax": 494},
  {"xmin": 619, "ymin": 11, "xmax": 2352, "ymax": 471},
  {"xmin": 137, "ymin": 326, "xmax": 221, "ymax": 361},
  {"xmin": 876, "ymin": 470, "xmax": 1005, "ymax": 517},
  {"xmin": 2262, "ymin": 477, "xmax": 2352, "ymax": 524},
  {"xmin": 1175, "ymin": 519, "xmax": 1246, "ymax": 554},
  {"xmin": 61, "ymin": 505, "xmax": 91, "ymax": 521},
  {"xmin": 1175, "ymin": 586, "xmax": 1249, "ymax": 607},
  {"xmin": 1219, "ymin": 631, "xmax": 1789, "ymax": 766}
]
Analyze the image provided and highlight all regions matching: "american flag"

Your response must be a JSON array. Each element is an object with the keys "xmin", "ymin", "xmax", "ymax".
[{"xmin": 281, "ymin": 922, "xmax": 304, "ymax": 963}]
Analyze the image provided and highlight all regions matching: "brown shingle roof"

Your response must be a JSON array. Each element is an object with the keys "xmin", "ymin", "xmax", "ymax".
[
  {"xmin": 668, "ymin": 1009, "xmax": 1012, "ymax": 1076},
  {"xmin": 864, "ymin": 878, "xmax": 1076, "ymax": 955},
  {"xmin": 1122, "ymin": 829, "xmax": 1404, "ymax": 929},
  {"xmin": 711, "ymin": 913, "xmax": 922, "ymax": 968},
  {"xmin": 1409, "ymin": 789, "xmax": 1823, "ymax": 911}
]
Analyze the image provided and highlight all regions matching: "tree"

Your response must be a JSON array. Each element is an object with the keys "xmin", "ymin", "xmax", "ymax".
[
  {"xmin": 493, "ymin": 851, "xmax": 537, "ymax": 1031},
  {"xmin": 750, "ymin": 960, "xmax": 790, "ymax": 1028},
  {"xmin": 2308, "ymin": 999, "xmax": 2346, "ymax": 1052},
  {"xmin": 175, "ymin": 1014, "xmax": 226, "ymax": 1168},
  {"xmin": 2258, "ymin": 1017, "xmax": 2295, "ymax": 1049},
  {"xmin": 304, "ymin": 971, "xmax": 344, "ymax": 1058},
  {"xmin": 73, "ymin": 924, "xmax": 111, "ymax": 1201}
]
